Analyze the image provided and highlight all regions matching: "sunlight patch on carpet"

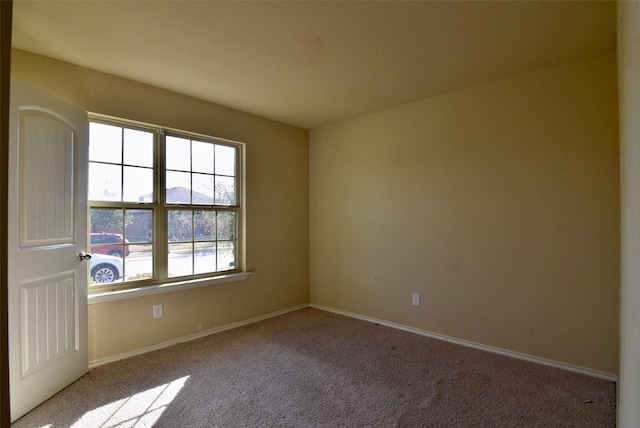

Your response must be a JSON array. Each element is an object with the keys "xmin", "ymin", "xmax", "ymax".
[{"xmin": 70, "ymin": 376, "xmax": 190, "ymax": 427}]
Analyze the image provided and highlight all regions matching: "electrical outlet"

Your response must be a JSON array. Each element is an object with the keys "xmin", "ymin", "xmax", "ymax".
[
  {"xmin": 412, "ymin": 293, "xmax": 420, "ymax": 306},
  {"xmin": 153, "ymin": 304, "xmax": 163, "ymax": 319}
]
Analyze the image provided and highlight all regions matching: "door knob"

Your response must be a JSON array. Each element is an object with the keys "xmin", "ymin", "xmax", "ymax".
[{"xmin": 78, "ymin": 252, "xmax": 92, "ymax": 261}]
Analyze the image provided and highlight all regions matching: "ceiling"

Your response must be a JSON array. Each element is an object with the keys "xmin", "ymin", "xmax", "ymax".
[{"xmin": 12, "ymin": 1, "xmax": 616, "ymax": 130}]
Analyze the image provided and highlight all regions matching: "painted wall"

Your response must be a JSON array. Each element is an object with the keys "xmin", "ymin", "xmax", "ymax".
[
  {"xmin": 11, "ymin": 49, "xmax": 310, "ymax": 362},
  {"xmin": 310, "ymin": 54, "xmax": 619, "ymax": 374},
  {"xmin": 618, "ymin": 1, "xmax": 640, "ymax": 426}
]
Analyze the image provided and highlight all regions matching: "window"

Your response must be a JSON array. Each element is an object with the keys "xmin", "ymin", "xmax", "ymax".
[{"xmin": 88, "ymin": 115, "xmax": 243, "ymax": 293}]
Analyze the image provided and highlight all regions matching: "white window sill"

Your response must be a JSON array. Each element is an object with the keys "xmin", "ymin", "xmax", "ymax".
[{"xmin": 88, "ymin": 272, "xmax": 251, "ymax": 304}]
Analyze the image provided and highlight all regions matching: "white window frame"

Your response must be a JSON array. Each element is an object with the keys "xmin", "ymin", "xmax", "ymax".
[{"xmin": 87, "ymin": 113, "xmax": 248, "ymax": 302}]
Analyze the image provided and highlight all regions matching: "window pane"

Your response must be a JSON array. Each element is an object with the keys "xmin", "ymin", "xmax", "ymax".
[
  {"xmin": 194, "ymin": 210, "xmax": 216, "ymax": 241},
  {"xmin": 125, "ymin": 244, "xmax": 153, "ymax": 281},
  {"xmin": 89, "ymin": 122, "xmax": 122, "ymax": 164},
  {"xmin": 216, "ymin": 211, "xmax": 236, "ymax": 240},
  {"xmin": 90, "ymin": 208, "xmax": 128, "ymax": 258},
  {"xmin": 192, "ymin": 141, "xmax": 214, "ymax": 174},
  {"xmin": 123, "ymin": 166, "xmax": 153, "ymax": 202},
  {"xmin": 91, "ymin": 208, "xmax": 123, "ymax": 235},
  {"xmin": 215, "ymin": 176, "xmax": 236, "ymax": 205},
  {"xmin": 192, "ymin": 174, "xmax": 214, "ymax": 205},
  {"xmin": 168, "ymin": 210, "xmax": 192, "ymax": 242},
  {"xmin": 90, "ymin": 256, "xmax": 124, "ymax": 286},
  {"xmin": 166, "ymin": 136, "xmax": 191, "ymax": 171},
  {"xmin": 217, "ymin": 241, "xmax": 236, "ymax": 271},
  {"xmin": 89, "ymin": 163, "xmax": 121, "ymax": 201},
  {"xmin": 215, "ymin": 145, "xmax": 235, "ymax": 176},
  {"xmin": 123, "ymin": 128, "xmax": 153, "ymax": 167},
  {"xmin": 125, "ymin": 209, "xmax": 153, "ymax": 243},
  {"xmin": 168, "ymin": 243, "xmax": 193, "ymax": 278},
  {"xmin": 194, "ymin": 242, "xmax": 216, "ymax": 274},
  {"xmin": 166, "ymin": 171, "xmax": 191, "ymax": 204}
]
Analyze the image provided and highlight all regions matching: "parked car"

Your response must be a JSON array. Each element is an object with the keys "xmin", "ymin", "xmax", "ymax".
[
  {"xmin": 90, "ymin": 253, "xmax": 123, "ymax": 284},
  {"xmin": 90, "ymin": 232, "xmax": 130, "ymax": 257}
]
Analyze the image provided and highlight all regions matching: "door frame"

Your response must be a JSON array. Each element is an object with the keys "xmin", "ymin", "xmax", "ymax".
[{"xmin": 1, "ymin": 1, "xmax": 14, "ymax": 427}]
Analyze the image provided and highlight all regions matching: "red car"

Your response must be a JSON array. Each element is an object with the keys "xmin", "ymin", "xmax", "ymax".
[{"xmin": 90, "ymin": 232, "xmax": 131, "ymax": 258}]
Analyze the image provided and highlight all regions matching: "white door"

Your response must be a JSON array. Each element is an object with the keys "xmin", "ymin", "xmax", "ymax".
[{"xmin": 8, "ymin": 79, "xmax": 89, "ymax": 421}]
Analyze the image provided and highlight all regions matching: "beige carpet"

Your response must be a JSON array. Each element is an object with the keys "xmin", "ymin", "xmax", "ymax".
[{"xmin": 12, "ymin": 308, "xmax": 615, "ymax": 427}]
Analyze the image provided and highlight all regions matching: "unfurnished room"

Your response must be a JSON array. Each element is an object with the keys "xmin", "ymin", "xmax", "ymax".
[{"xmin": 1, "ymin": 0, "xmax": 640, "ymax": 426}]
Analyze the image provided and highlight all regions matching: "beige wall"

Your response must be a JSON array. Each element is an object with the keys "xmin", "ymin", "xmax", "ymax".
[
  {"xmin": 310, "ymin": 53, "xmax": 619, "ymax": 374},
  {"xmin": 11, "ymin": 49, "xmax": 309, "ymax": 362}
]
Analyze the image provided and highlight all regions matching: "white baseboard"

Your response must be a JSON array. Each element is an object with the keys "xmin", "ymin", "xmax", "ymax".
[
  {"xmin": 309, "ymin": 303, "xmax": 618, "ymax": 383},
  {"xmin": 89, "ymin": 303, "xmax": 309, "ymax": 369},
  {"xmin": 90, "ymin": 302, "xmax": 618, "ymax": 383}
]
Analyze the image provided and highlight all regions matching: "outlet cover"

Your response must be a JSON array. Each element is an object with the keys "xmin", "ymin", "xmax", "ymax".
[
  {"xmin": 412, "ymin": 293, "xmax": 420, "ymax": 306},
  {"xmin": 153, "ymin": 304, "xmax": 163, "ymax": 319}
]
